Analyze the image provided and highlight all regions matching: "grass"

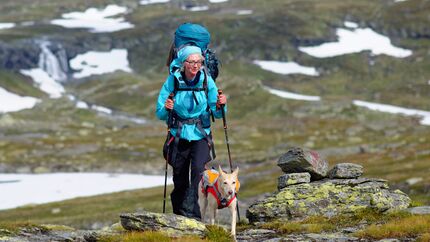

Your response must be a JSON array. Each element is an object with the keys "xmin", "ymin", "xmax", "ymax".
[
  {"xmin": 354, "ymin": 214, "xmax": 430, "ymax": 240},
  {"xmin": 260, "ymin": 208, "xmax": 430, "ymax": 240},
  {"xmin": 0, "ymin": 222, "xmax": 49, "ymax": 236},
  {"xmin": 97, "ymin": 226, "xmax": 233, "ymax": 242}
]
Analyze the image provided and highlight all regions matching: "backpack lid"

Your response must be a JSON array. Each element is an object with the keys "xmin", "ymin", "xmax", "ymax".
[{"xmin": 175, "ymin": 23, "xmax": 210, "ymax": 51}]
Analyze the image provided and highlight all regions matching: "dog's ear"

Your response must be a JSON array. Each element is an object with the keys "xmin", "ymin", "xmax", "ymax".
[
  {"xmin": 218, "ymin": 165, "xmax": 224, "ymax": 175},
  {"xmin": 233, "ymin": 167, "xmax": 239, "ymax": 176}
]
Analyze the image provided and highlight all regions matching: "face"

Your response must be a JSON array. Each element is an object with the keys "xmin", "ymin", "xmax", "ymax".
[
  {"xmin": 218, "ymin": 166, "xmax": 240, "ymax": 197},
  {"xmin": 184, "ymin": 53, "xmax": 203, "ymax": 77}
]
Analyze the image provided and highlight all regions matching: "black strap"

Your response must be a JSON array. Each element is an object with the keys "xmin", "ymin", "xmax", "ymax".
[{"xmin": 169, "ymin": 113, "xmax": 216, "ymax": 164}]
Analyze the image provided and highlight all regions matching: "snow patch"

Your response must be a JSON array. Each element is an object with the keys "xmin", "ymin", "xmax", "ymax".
[
  {"xmin": 70, "ymin": 49, "xmax": 132, "ymax": 78},
  {"xmin": 0, "ymin": 87, "xmax": 40, "ymax": 113},
  {"xmin": 50, "ymin": 4, "xmax": 134, "ymax": 33},
  {"xmin": 20, "ymin": 69, "xmax": 65, "ymax": 98},
  {"xmin": 353, "ymin": 100, "xmax": 430, "ymax": 126},
  {"xmin": 140, "ymin": 0, "xmax": 170, "ymax": 5},
  {"xmin": 299, "ymin": 27, "xmax": 412, "ymax": 58},
  {"xmin": 0, "ymin": 23, "xmax": 15, "ymax": 29},
  {"xmin": 0, "ymin": 173, "xmax": 172, "ymax": 210},
  {"xmin": 254, "ymin": 60, "xmax": 319, "ymax": 76},
  {"xmin": 264, "ymin": 86, "xmax": 321, "ymax": 101}
]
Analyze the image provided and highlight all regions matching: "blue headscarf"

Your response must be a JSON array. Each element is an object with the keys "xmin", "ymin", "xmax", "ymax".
[
  {"xmin": 178, "ymin": 46, "xmax": 202, "ymax": 63},
  {"xmin": 169, "ymin": 46, "xmax": 203, "ymax": 73}
]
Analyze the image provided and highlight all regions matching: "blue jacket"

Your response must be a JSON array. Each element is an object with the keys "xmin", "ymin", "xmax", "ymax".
[{"xmin": 156, "ymin": 70, "xmax": 226, "ymax": 141}]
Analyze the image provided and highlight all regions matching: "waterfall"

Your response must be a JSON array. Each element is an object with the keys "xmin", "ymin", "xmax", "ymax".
[{"xmin": 38, "ymin": 41, "xmax": 68, "ymax": 82}]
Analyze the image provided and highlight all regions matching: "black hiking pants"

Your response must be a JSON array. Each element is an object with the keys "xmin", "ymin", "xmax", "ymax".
[{"xmin": 165, "ymin": 137, "xmax": 210, "ymax": 219}]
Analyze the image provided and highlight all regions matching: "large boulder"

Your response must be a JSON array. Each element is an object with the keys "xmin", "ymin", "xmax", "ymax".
[
  {"xmin": 277, "ymin": 147, "xmax": 328, "ymax": 180},
  {"xmin": 120, "ymin": 211, "xmax": 206, "ymax": 237},
  {"xmin": 247, "ymin": 178, "xmax": 411, "ymax": 223}
]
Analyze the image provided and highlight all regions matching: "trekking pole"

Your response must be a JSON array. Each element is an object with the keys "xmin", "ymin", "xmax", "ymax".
[
  {"xmin": 163, "ymin": 93, "xmax": 174, "ymax": 214},
  {"xmin": 218, "ymin": 89, "xmax": 241, "ymax": 222}
]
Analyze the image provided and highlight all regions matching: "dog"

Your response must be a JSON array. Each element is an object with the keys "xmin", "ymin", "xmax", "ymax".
[{"xmin": 198, "ymin": 165, "xmax": 240, "ymax": 239}]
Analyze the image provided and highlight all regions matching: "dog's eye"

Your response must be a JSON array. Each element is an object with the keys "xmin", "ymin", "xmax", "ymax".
[
  {"xmin": 232, "ymin": 181, "xmax": 236, "ymax": 184},
  {"xmin": 223, "ymin": 182, "xmax": 227, "ymax": 184}
]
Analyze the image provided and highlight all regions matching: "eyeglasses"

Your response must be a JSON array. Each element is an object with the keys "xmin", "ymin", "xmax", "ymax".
[{"xmin": 185, "ymin": 60, "xmax": 204, "ymax": 66}]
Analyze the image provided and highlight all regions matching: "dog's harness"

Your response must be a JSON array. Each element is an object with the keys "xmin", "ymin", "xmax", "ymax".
[{"xmin": 201, "ymin": 170, "xmax": 237, "ymax": 209}]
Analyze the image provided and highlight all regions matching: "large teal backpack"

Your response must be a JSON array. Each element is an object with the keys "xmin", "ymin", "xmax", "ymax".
[{"xmin": 166, "ymin": 23, "xmax": 219, "ymax": 81}]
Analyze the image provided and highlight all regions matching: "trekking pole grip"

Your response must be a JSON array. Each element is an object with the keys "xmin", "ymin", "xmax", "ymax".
[{"xmin": 218, "ymin": 89, "xmax": 227, "ymax": 125}]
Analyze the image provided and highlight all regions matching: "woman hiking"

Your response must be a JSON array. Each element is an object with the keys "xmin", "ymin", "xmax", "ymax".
[{"xmin": 156, "ymin": 45, "xmax": 227, "ymax": 219}]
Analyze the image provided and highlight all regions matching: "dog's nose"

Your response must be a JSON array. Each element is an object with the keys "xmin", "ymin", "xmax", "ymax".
[{"xmin": 228, "ymin": 190, "xmax": 233, "ymax": 195}]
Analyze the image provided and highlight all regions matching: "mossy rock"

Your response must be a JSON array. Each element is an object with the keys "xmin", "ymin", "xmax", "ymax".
[{"xmin": 247, "ymin": 178, "xmax": 411, "ymax": 223}]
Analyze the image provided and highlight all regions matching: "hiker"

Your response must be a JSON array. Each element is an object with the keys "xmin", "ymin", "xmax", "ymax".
[{"xmin": 156, "ymin": 45, "xmax": 227, "ymax": 219}]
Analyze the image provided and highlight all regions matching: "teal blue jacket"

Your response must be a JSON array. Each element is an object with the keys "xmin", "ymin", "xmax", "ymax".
[{"xmin": 156, "ymin": 70, "xmax": 226, "ymax": 141}]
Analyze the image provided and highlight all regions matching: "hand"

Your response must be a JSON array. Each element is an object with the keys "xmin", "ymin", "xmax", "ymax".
[
  {"xmin": 165, "ymin": 98, "xmax": 174, "ymax": 110},
  {"xmin": 217, "ymin": 93, "xmax": 227, "ymax": 106}
]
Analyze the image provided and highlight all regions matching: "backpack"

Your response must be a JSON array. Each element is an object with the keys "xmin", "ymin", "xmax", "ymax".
[{"xmin": 166, "ymin": 23, "xmax": 220, "ymax": 81}]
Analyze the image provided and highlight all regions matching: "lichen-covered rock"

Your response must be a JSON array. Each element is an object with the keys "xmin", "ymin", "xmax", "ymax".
[
  {"xmin": 278, "ymin": 172, "xmax": 311, "ymax": 190},
  {"xmin": 120, "ymin": 211, "xmax": 206, "ymax": 237},
  {"xmin": 277, "ymin": 147, "xmax": 328, "ymax": 180},
  {"xmin": 246, "ymin": 178, "xmax": 411, "ymax": 223},
  {"xmin": 328, "ymin": 163, "xmax": 363, "ymax": 179}
]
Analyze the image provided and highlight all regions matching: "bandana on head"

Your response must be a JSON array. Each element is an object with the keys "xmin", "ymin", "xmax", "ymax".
[{"xmin": 178, "ymin": 46, "xmax": 202, "ymax": 64}]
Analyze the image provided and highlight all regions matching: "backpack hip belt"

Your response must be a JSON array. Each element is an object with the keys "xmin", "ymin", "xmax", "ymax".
[{"xmin": 170, "ymin": 111, "xmax": 216, "ymax": 165}]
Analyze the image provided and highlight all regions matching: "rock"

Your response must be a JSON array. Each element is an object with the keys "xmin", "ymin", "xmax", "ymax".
[
  {"xmin": 328, "ymin": 163, "xmax": 363, "ymax": 179},
  {"xmin": 120, "ymin": 211, "xmax": 206, "ymax": 237},
  {"xmin": 34, "ymin": 166, "xmax": 50, "ymax": 174},
  {"xmin": 246, "ymin": 178, "xmax": 410, "ymax": 223},
  {"xmin": 405, "ymin": 177, "xmax": 423, "ymax": 186},
  {"xmin": 406, "ymin": 206, "xmax": 430, "ymax": 215},
  {"xmin": 278, "ymin": 172, "xmax": 311, "ymax": 190},
  {"xmin": 237, "ymin": 229, "xmax": 277, "ymax": 242},
  {"xmin": 277, "ymin": 147, "xmax": 328, "ymax": 180}
]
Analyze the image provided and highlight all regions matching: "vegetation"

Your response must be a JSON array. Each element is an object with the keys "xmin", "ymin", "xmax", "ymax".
[
  {"xmin": 260, "ymin": 209, "xmax": 430, "ymax": 240},
  {"xmin": 0, "ymin": 0, "xmax": 429, "ymax": 239}
]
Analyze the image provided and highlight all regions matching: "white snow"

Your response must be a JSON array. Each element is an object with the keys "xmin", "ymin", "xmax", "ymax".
[
  {"xmin": 254, "ymin": 60, "xmax": 319, "ymax": 76},
  {"xmin": 263, "ymin": 86, "xmax": 321, "ymax": 101},
  {"xmin": 237, "ymin": 10, "xmax": 253, "ymax": 15},
  {"xmin": 70, "ymin": 49, "xmax": 132, "ymax": 78},
  {"xmin": 209, "ymin": 0, "xmax": 228, "ymax": 3},
  {"xmin": 353, "ymin": 100, "xmax": 430, "ymax": 126},
  {"xmin": 0, "ymin": 173, "xmax": 172, "ymax": 210},
  {"xmin": 92, "ymin": 105, "xmax": 112, "ymax": 114},
  {"xmin": 182, "ymin": 5, "xmax": 209, "ymax": 11},
  {"xmin": 50, "ymin": 4, "xmax": 134, "ymax": 33},
  {"xmin": 344, "ymin": 21, "xmax": 358, "ymax": 28},
  {"xmin": 140, "ymin": 0, "xmax": 170, "ymax": 5},
  {"xmin": 299, "ymin": 27, "xmax": 412, "ymax": 58},
  {"xmin": 0, "ymin": 87, "xmax": 40, "ymax": 113},
  {"xmin": 20, "ymin": 69, "xmax": 65, "ymax": 98},
  {"xmin": 0, "ymin": 23, "xmax": 15, "ymax": 29}
]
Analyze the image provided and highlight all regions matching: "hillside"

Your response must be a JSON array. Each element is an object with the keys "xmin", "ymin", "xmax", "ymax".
[{"xmin": 0, "ymin": 0, "xmax": 429, "ymax": 239}]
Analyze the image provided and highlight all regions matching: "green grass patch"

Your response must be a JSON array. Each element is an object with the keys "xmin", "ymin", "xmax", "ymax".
[
  {"xmin": 355, "ymin": 214, "xmax": 430, "ymax": 240},
  {"xmin": 261, "ymin": 209, "xmax": 412, "ymax": 235},
  {"xmin": 0, "ymin": 222, "xmax": 49, "ymax": 235},
  {"xmin": 204, "ymin": 225, "xmax": 234, "ymax": 242},
  {"xmin": 99, "ymin": 231, "xmax": 172, "ymax": 242}
]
